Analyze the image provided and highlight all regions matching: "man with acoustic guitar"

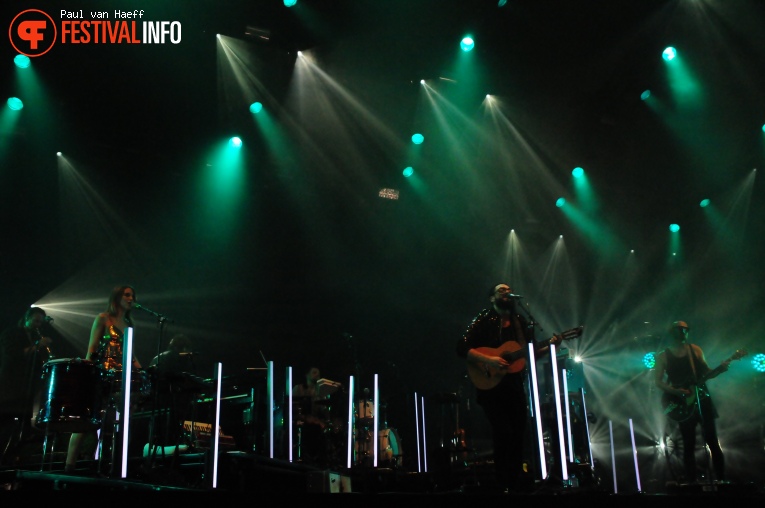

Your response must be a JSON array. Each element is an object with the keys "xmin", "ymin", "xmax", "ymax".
[
  {"xmin": 654, "ymin": 320, "xmax": 732, "ymax": 485},
  {"xmin": 456, "ymin": 283, "xmax": 560, "ymax": 493}
]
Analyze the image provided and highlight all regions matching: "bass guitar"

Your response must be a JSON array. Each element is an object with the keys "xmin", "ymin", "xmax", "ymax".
[
  {"xmin": 467, "ymin": 326, "xmax": 584, "ymax": 390},
  {"xmin": 661, "ymin": 348, "xmax": 747, "ymax": 423}
]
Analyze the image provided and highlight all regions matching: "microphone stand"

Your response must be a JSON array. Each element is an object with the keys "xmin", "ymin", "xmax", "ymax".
[{"xmin": 134, "ymin": 305, "xmax": 173, "ymax": 472}]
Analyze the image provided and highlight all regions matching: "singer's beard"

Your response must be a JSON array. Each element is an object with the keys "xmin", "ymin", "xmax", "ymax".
[{"xmin": 495, "ymin": 297, "xmax": 515, "ymax": 311}]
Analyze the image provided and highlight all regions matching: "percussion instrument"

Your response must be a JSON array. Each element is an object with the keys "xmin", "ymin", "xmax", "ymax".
[{"xmin": 36, "ymin": 358, "xmax": 103, "ymax": 433}]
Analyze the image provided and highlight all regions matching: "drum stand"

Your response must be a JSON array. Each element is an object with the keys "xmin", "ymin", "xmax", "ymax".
[
  {"xmin": 91, "ymin": 394, "xmax": 120, "ymax": 477},
  {"xmin": 38, "ymin": 428, "xmax": 60, "ymax": 471}
]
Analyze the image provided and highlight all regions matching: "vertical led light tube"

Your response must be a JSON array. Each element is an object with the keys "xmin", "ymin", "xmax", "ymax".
[
  {"xmin": 609, "ymin": 420, "xmax": 617, "ymax": 493},
  {"xmin": 268, "ymin": 360, "xmax": 274, "ymax": 458},
  {"xmin": 120, "ymin": 326, "xmax": 134, "ymax": 478},
  {"xmin": 550, "ymin": 344, "xmax": 568, "ymax": 481},
  {"xmin": 528, "ymin": 343, "xmax": 547, "ymax": 479},
  {"xmin": 414, "ymin": 392, "xmax": 421, "ymax": 472},
  {"xmin": 420, "ymin": 395, "xmax": 427, "ymax": 472},
  {"xmin": 562, "ymin": 368, "xmax": 574, "ymax": 463},
  {"xmin": 212, "ymin": 362, "xmax": 222, "ymax": 488},
  {"xmin": 346, "ymin": 375, "xmax": 354, "ymax": 469},
  {"xmin": 629, "ymin": 418, "xmax": 641, "ymax": 492},
  {"xmin": 373, "ymin": 374, "xmax": 379, "ymax": 467},
  {"xmin": 581, "ymin": 387, "xmax": 595, "ymax": 468},
  {"xmin": 287, "ymin": 366, "xmax": 293, "ymax": 462}
]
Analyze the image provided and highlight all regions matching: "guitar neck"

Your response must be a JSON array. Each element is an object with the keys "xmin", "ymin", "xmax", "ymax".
[
  {"xmin": 701, "ymin": 363, "xmax": 727, "ymax": 383},
  {"xmin": 698, "ymin": 353, "xmax": 741, "ymax": 384}
]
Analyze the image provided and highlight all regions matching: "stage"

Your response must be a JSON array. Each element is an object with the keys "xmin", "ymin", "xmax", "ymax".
[{"xmin": 2, "ymin": 449, "xmax": 762, "ymax": 507}]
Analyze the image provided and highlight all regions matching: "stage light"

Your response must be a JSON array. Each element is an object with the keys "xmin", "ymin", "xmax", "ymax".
[
  {"xmin": 460, "ymin": 36, "xmax": 475, "ymax": 52},
  {"xmin": 229, "ymin": 137, "xmax": 242, "ymax": 148},
  {"xmin": 411, "ymin": 133, "xmax": 424, "ymax": 145},
  {"xmin": 669, "ymin": 224, "xmax": 680, "ymax": 232},
  {"xmin": 642, "ymin": 353, "xmax": 656, "ymax": 370},
  {"xmin": 244, "ymin": 26, "xmax": 271, "ymax": 43},
  {"xmin": 403, "ymin": 167, "xmax": 414, "ymax": 177},
  {"xmin": 662, "ymin": 47, "xmax": 677, "ymax": 61},
  {"xmin": 249, "ymin": 102, "xmax": 263, "ymax": 114},
  {"xmin": 556, "ymin": 197, "xmax": 566, "ymax": 208},
  {"xmin": 14, "ymin": 54, "xmax": 30, "ymax": 68},
  {"xmin": 699, "ymin": 199, "xmax": 710, "ymax": 208},
  {"xmin": 6, "ymin": 97, "xmax": 23, "ymax": 110},
  {"xmin": 283, "ymin": 0, "xmax": 297, "ymax": 7},
  {"xmin": 752, "ymin": 353, "xmax": 765, "ymax": 373},
  {"xmin": 379, "ymin": 188, "xmax": 399, "ymax": 200},
  {"xmin": 640, "ymin": 90, "xmax": 651, "ymax": 100},
  {"xmin": 572, "ymin": 167, "xmax": 584, "ymax": 178}
]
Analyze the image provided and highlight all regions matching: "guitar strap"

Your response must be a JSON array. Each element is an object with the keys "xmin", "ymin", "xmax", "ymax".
[
  {"xmin": 685, "ymin": 343, "xmax": 706, "ymax": 422},
  {"xmin": 685, "ymin": 343, "xmax": 698, "ymax": 381}
]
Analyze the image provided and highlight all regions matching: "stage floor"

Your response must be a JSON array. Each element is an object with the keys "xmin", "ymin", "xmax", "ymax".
[{"xmin": 2, "ymin": 451, "xmax": 763, "ymax": 507}]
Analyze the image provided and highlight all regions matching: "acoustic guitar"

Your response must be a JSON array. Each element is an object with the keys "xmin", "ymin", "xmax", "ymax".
[
  {"xmin": 661, "ymin": 348, "xmax": 747, "ymax": 423},
  {"xmin": 467, "ymin": 326, "xmax": 584, "ymax": 390}
]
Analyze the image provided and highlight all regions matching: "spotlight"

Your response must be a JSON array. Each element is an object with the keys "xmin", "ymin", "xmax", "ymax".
[
  {"xmin": 249, "ymin": 102, "xmax": 263, "ymax": 114},
  {"xmin": 752, "ymin": 353, "xmax": 765, "ymax": 373},
  {"xmin": 229, "ymin": 137, "xmax": 242, "ymax": 148},
  {"xmin": 556, "ymin": 197, "xmax": 566, "ymax": 208},
  {"xmin": 6, "ymin": 97, "xmax": 23, "ymax": 110},
  {"xmin": 662, "ymin": 46, "xmax": 677, "ymax": 61},
  {"xmin": 699, "ymin": 199, "xmax": 710, "ymax": 207},
  {"xmin": 14, "ymin": 54, "xmax": 31, "ymax": 68},
  {"xmin": 378, "ymin": 188, "xmax": 399, "ymax": 200},
  {"xmin": 402, "ymin": 167, "xmax": 414, "ymax": 177},
  {"xmin": 642, "ymin": 352, "xmax": 656, "ymax": 369},
  {"xmin": 411, "ymin": 133, "xmax": 424, "ymax": 145},
  {"xmin": 640, "ymin": 90, "xmax": 651, "ymax": 101},
  {"xmin": 460, "ymin": 36, "xmax": 475, "ymax": 52},
  {"xmin": 572, "ymin": 167, "xmax": 584, "ymax": 178},
  {"xmin": 669, "ymin": 224, "xmax": 680, "ymax": 232}
]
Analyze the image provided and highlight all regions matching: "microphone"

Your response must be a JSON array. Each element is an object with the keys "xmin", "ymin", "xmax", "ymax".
[
  {"xmin": 44, "ymin": 316, "xmax": 54, "ymax": 323},
  {"xmin": 132, "ymin": 302, "xmax": 174, "ymax": 322},
  {"xmin": 503, "ymin": 293, "xmax": 524, "ymax": 299}
]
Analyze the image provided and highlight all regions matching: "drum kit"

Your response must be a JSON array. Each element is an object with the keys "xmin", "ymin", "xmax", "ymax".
[
  {"xmin": 353, "ymin": 396, "xmax": 403, "ymax": 469},
  {"xmin": 34, "ymin": 357, "xmax": 153, "ymax": 469},
  {"xmin": 276, "ymin": 382, "xmax": 404, "ymax": 470}
]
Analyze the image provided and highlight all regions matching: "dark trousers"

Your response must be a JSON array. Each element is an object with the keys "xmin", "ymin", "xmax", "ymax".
[
  {"xmin": 478, "ymin": 389, "xmax": 529, "ymax": 490},
  {"xmin": 678, "ymin": 403, "xmax": 724, "ymax": 482}
]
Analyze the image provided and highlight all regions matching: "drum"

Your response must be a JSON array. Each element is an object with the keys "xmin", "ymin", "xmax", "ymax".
[
  {"xmin": 102, "ymin": 368, "xmax": 152, "ymax": 398},
  {"xmin": 354, "ymin": 428, "xmax": 403, "ymax": 467},
  {"xmin": 36, "ymin": 358, "xmax": 103, "ymax": 433},
  {"xmin": 357, "ymin": 399, "xmax": 374, "ymax": 420},
  {"xmin": 379, "ymin": 428, "xmax": 403, "ymax": 467}
]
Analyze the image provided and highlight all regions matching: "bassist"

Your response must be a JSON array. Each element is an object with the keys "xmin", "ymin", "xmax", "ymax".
[{"xmin": 654, "ymin": 320, "xmax": 728, "ymax": 485}]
